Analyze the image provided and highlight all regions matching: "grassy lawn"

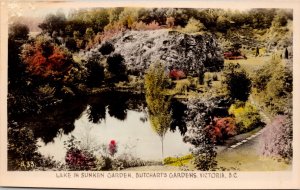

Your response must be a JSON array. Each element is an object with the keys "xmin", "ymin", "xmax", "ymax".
[{"xmin": 224, "ymin": 55, "xmax": 271, "ymax": 74}]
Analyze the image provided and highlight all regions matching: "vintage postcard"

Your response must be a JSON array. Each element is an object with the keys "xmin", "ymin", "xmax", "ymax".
[{"xmin": 0, "ymin": 0, "xmax": 300, "ymax": 189}]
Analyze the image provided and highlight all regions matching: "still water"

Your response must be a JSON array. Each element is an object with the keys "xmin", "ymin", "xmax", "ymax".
[{"xmin": 31, "ymin": 91, "xmax": 191, "ymax": 162}]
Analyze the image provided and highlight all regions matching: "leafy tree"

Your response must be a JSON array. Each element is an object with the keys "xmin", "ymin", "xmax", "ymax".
[
  {"xmin": 107, "ymin": 53, "xmax": 127, "ymax": 81},
  {"xmin": 284, "ymin": 48, "xmax": 289, "ymax": 59},
  {"xmin": 118, "ymin": 8, "xmax": 139, "ymax": 28},
  {"xmin": 144, "ymin": 62, "xmax": 172, "ymax": 162},
  {"xmin": 39, "ymin": 12, "xmax": 67, "ymax": 35},
  {"xmin": 21, "ymin": 36, "xmax": 73, "ymax": 83},
  {"xmin": 223, "ymin": 63, "xmax": 251, "ymax": 102},
  {"xmin": 216, "ymin": 15, "xmax": 230, "ymax": 32},
  {"xmin": 8, "ymin": 23, "xmax": 29, "ymax": 87},
  {"xmin": 99, "ymin": 41, "xmax": 115, "ymax": 55},
  {"xmin": 183, "ymin": 97, "xmax": 217, "ymax": 170},
  {"xmin": 166, "ymin": 16, "xmax": 175, "ymax": 28},
  {"xmin": 65, "ymin": 37, "xmax": 78, "ymax": 52},
  {"xmin": 84, "ymin": 50, "xmax": 105, "ymax": 87},
  {"xmin": 85, "ymin": 27, "xmax": 95, "ymax": 40},
  {"xmin": 182, "ymin": 17, "xmax": 206, "ymax": 33},
  {"xmin": 9, "ymin": 22, "xmax": 29, "ymax": 41}
]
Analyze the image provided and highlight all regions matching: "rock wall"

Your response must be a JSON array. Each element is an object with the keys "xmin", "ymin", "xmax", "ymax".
[{"xmin": 110, "ymin": 29, "xmax": 223, "ymax": 76}]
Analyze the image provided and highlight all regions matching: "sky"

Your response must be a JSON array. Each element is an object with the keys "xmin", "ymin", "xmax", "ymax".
[{"xmin": 6, "ymin": 0, "xmax": 251, "ymax": 19}]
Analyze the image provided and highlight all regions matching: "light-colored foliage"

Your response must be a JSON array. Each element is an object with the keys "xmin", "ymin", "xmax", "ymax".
[{"xmin": 144, "ymin": 62, "xmax": 172, "ymax": 161}]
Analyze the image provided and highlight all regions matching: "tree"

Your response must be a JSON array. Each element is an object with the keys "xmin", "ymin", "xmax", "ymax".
[
  {"xmin": 20, "ymin": 36, "xmax": 73, "ymax": 83},
  {"xmin": 255, "ymin": 46, "xmax": 260, "ymax": 57},
  {"xmin": 182, "ymin": 17, "xmax": 206, "ymax": 33},
  {"xmin": 223, "ymin": 63, "xmax": 251, "ymax": 102},
  {"xmin": 183, "ymin": 97, "xmax": 217, "ymax": 170},
  {"xmin": 9, "ymin": 22, "xmax": 29, "ymax": 41},
  {"xmin": 107, "ymin": 53, "xmax": 127, "ymax": 81},
  {"xmin": 284, "ymin": 48, "xmax": 289, "ymax": 59},
  {"xmin": 144, "ymin": 62, "xmax": 172, "ymax": 163},
  {"xmin": 39, "ymin": 12, "xmax": 67, "ymax": 35},
  {"xmin": 99, "ymin": 41, "xmax": 115, "ymax": 55},
  {"xmin": 166, "ymin": 17, "xmax": 175, "ymax": 28},
  {"xmin": 8, "ymin": 23, "xmax": 29, "ymax": 87}
]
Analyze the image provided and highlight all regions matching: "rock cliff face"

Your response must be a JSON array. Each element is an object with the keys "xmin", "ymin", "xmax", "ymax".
[{"xmin": 110, "ymin": 29, "xmax": 223, "ymax": 76}]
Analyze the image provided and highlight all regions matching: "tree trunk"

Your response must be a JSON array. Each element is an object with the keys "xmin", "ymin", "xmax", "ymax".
[{"xmin": 161, "ymin": 138, "xmax": 164, "ymax": 165}]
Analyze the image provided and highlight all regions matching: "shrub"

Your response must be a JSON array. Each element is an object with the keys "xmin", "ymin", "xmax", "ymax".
[
  {"xmin": 8, "ymin": 126, "xmax": 59, "ymax": 171},
  {"xmin": 84, "ymin": 50, "xmax": 105, "ymax": 87},
  {"xmin": 206, "ymin": 117, "xmax": 237, "ymax": 144},
  {"xmin": 169, "ymin": 69, "xmax": 186, "ymax": 80},
  {"xmin": 108, "ymin": 140, "xmax": 118, "ymax": 157},
  {"xmin": 223, "ymin": 63, "xmax": 251, "ymax": 102},
  {"xmin": 252, "ymin": 57, "xmax": 292, "ymax": 115},
  {"xmin": 64, "ymin": 135, "xmax": 96, "ymax": 170},
  {"xmin": 260, "ymin": 115, "xmax": 292, "ymax": 162},
  {"xmin": 107, "ymin": 53, "xmax": 128, "ymax": 82},
  {"xmin": 182, "ymin": 18, "xmax": 206, "ymax": 33},
  {"xmin": 164, "ymin": 154, "xmax": 193, "ymax": 165},
  {"xmin": 102, "ymin": 21, "xmax": 125, "ymax": 41},
  {"xmin": 183, "ymin": 97, "xmax": 218, "ymax": 170},
  {"xmin": 175, "ymin": 80, "xmax": 190, "ymax": 95},
  {"xmin": 65, "ymin": 37, "xmax": 79, "ymax": 52},
  {"xmin": 99, "ymin": 41, "xmax": 115, "ymax": 55},
  {"xmin": 166, "ymin": 17, "xmax": 175, "ymax": 28},
  {"xmin": 21, "ymin": 36, "xmax": 73, "ymax": 80},
  {"xmin": 263, "ymin": 63, "xmax": 292, "ymax": 115},
  {"xmin": 228, "ymin": 101, "xmax": 264, "ymax": 133}
]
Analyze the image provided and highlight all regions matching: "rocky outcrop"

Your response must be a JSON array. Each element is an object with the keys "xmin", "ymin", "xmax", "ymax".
[{"xmin": 109, "ymin": 29, "xmax": 223, "ymax": 76}]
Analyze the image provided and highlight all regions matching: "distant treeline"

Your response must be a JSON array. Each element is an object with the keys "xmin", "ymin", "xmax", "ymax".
[{"xmin": 36, "ymin": 8, "xmax": 292, "ymax": 38}]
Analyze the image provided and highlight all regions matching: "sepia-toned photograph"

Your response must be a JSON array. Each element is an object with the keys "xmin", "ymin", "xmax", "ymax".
[{"xmin": 0, "ymin": 0, "xmax": 299, "ymax": 189}]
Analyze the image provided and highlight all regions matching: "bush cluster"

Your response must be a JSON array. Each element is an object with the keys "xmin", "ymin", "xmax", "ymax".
[
  {"xmin": 205, "ymin": 117, "xmax": 237, "ymax": 144},
  {"xmin": 222, "ymin": 63, "xmax": 252, "ymax": 102},
  {"xmin": 260, "ymin": 115, "xmax": 292, "ymax": 162},
  {"xmin": 228, "ymin": 101, "xmax": 264, "ymax": 133}
]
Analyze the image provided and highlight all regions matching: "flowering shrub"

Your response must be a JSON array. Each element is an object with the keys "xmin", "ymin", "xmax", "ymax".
[
  {"xmin": 21, "ymin": 36, "xmax": 73, "ymax": 80},
  {"xmin": 65, "ymin": 147, "xmax": 96, "ymax": 170},
  {"xmin": 169, "ymin": 69, "xmax": 186, "ymax": 80},
  {"xmin": 183, "ymin": 97, "xmax": 218, "ymax": 170},
  {"xmin": 260, "ymin": 115, "xmax": 292, "ymax": 162},
  {"xmin": 206, "ymin": 117, "xmax": 237, "ymax": 144},
  {"xmin": 108, "ymin": 140, "xmax": 118, "ymax": 157},
  {"xmin": 64, "ymin": 135, "xmax": 96, "ymax": 170},
  {"xmin": 229, "ymin": 101, "xmax": 264, "ymax": 133}
]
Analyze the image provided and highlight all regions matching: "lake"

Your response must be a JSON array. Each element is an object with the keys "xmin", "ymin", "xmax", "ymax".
[{"xmin": 13, "ymin": 91, "xmax": 191, "ymax": 162}]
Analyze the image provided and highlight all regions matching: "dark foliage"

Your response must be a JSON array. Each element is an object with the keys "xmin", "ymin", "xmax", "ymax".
[
  {"xmin": 107, "ymin": 53, "xmax": 128, "ymax": 81},
  {"xmin": 39, "ymin": 12, "xmax": 67, "ymax": 35},
  {"xmin": 99, "ymin": 41, "xmax": 115, "ymax": 55},
  {"xmin": 65, "ymin": 37, "xmax": 79, "ymax": 52},
  {"xmin": 223, "ymin": 63, "xmax": 252, "ymax": 102},
  {"xmin": 86, "ymin": 59, "xmax": 105, "ymax": 87},
  {"xmin": 183, "ymin": 98, "xmax": 218, "ymax": 170},
  {"xmin": 9, "ymin": 23, "xmax": 29, "ymax": 41}
]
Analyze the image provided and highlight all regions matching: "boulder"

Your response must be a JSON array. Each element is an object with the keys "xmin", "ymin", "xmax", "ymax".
[{"xmin": 109, "ymin": 29, "xmax": 223, "ymax": 76}]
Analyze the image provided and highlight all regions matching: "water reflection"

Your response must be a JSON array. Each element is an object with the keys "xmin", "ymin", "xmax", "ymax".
[{"xmin": 11, "ymin": 91, "xmax": 190, "ymax": 161}]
